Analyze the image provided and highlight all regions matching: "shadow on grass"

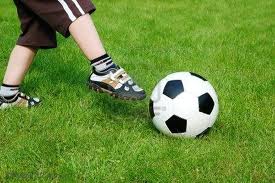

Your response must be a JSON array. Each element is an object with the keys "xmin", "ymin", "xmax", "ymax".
[{"xmin": 89, "ymin": 93, "xmax": 150, "ymax": 122}]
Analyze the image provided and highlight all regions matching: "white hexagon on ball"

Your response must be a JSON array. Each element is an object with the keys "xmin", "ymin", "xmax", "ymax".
[{"xmin": 149, "ymin": 72, "xmax": 219, "ymax": 138}]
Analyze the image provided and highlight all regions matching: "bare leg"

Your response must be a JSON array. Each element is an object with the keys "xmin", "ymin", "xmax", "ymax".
[
  {"xmin": 69, "ymin": 14, "xmax": 106, "ymax": 60},
  {"xmin": 2, "ymin": 45, "xmax": 37, "ymax": 85}
]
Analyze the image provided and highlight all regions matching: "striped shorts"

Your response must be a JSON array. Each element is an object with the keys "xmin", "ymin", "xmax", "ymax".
[{"xmin": 13, "ymin": 0, "xmax": 96, "ymax": 49}]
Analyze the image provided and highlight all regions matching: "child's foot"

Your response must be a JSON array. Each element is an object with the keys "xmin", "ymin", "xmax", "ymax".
[
  {"xmin": 0, "ymin": 92, "xmax": 41, "ymax": 109},
  {"xmin": 88, "ymin": 65, "xmax": 146, "ymax": 100}
]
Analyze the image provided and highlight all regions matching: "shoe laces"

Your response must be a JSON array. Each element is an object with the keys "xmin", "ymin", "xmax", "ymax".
[
  {"xmin": 109, "ymin": 68, "xmax": 131, "ymax": 84},
  {"xmin": 19, "ymin": 92, "xmax": 31, "ymax": 100}
]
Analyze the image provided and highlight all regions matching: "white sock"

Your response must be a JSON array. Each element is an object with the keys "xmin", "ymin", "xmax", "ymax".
[
  {"xmin": 0, "ymin": 84, "xmax": 19, "ymax": 97},
  {"xmin": 91, "ymin": 54, "xmax": 115, "ymax": 72}
]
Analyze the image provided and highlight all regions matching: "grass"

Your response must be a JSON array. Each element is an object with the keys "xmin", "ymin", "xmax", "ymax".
[{"xmin": 0, "ymin": 0, "xmax": 274, "ymax": 182}]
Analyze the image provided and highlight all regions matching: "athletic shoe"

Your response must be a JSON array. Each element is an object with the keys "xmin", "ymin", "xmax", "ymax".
[
  {"xmin": 88, "ymin": 66, "xmax": 146, "ymax": 100},
  {"xmin": 0, "ymin": 92, "xmax": 41, "ymax": 109}
]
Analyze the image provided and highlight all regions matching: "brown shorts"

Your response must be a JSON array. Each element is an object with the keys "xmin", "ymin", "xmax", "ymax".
[{"xmin": 14, "ymin": 0, "xmax": 96, "ymax": 49}]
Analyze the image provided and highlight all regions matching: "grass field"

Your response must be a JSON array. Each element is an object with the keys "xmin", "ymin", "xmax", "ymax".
[{"xmin": 0, "ymin": 0, "xmax": 274, "ymax": 182}]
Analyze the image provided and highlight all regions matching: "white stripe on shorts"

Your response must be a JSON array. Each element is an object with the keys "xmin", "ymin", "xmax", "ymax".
[
  {"xmin": 71, "ymin": 0, "xmax": 85, "ymax": 15},
  {"xmin": 57, "ymin": 0, "xmax": 76, "ymax": 21}
]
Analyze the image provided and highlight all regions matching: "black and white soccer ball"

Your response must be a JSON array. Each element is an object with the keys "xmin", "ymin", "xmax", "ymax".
[{"xmin": 149, "ymin": 72, "xmax": 219, "ymax": 138}]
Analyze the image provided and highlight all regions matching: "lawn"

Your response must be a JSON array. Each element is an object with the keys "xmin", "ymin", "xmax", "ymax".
[{"xmin": 0, "ymin": 0, "xmax": 274, "ymax": 182}]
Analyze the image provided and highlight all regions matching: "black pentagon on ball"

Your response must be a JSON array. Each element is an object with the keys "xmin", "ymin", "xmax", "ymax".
[
  {"xmin": 163, "ymin": 80, "xmax": 184, "ymax": 99},
  {"xmin": 198, "ymin": 93, "xmax": 215, "ymax": 115},
  {"xmin": 165, "ymin": 115, "xmax": 187, "ymax": 133},
  {"xmin": 190, "ymin": 72, "xmax": 207, "ymax": 81},
  {"xmin": 149, "ymin": 99, "xmax": 155, "ymax": 118}
]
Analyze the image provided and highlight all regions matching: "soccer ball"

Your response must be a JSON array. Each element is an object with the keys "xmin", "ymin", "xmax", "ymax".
[{"xmin": 149, "ymin": 72, "xmax": 219, "ymax": 137}]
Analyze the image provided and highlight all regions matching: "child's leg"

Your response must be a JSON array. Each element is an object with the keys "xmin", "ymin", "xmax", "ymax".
[
  {"xmin": 68, "ymin": 15, "xmax": 146, "ymax": 100},
  {"xmin": 69, "ymin": 14, "xmax": 105, "ymax": 60},
  {"xmin": 69, "ymin": 15, "xmax": 117, "ymax": 72},
  {"xmin": 3, "ymin": 45, "xmax": 37, "ymax": 85},
  {"xmin": 0, "ymin": 45, "xmax": 41, "ymax": 109}
]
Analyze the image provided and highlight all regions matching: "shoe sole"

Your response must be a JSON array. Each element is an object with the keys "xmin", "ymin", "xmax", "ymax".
[{"xmin": 88, "ymin": 82, "xmax": 145, "ymax": 101}]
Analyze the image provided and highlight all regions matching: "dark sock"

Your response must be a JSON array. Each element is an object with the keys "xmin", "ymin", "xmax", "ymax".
[{"xmin": 91, "ymin": 54, "xmax": 116, "ymax": 72}]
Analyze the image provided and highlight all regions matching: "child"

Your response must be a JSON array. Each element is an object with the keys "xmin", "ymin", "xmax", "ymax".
[{"xmin": 0, "ymin": 0, "xmax": 146, "ymax": 109}]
